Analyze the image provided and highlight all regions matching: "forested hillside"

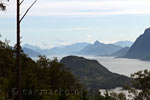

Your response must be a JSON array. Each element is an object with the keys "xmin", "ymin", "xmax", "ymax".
[
  {"xmin": 0, "ymin": 40, "xmax": 84, "ymax": 100},
  {"xmin": 61, "ymin": 56, "xmax": 131, "ymax": 89}
]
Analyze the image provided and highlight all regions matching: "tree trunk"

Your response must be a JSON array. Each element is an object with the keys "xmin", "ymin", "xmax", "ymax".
[{"xmin": 16, "ymin": 0, "xmax": 22, "ymax": 99}]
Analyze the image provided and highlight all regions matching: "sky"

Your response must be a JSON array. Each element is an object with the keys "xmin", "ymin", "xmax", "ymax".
[{"xmin": 1, "ymin": 0, "xmax": 150, "ymax": 48}]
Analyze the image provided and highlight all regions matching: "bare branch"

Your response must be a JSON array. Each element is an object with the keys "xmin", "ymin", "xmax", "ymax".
[
  {"xmin": 19, "ymin": 0, "xmax": 25, "ymax": 5},
  {"xmin": 20, "ymin": 0, "xmax": 37, "ymax": 23}
]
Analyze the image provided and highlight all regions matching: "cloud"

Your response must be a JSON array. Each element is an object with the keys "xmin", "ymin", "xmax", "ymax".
[
  {"xmin": 54, "ymin": 39, "xmax": 70, "ymax": 46},
  {"xmin": 87, "ymin": 34, "xmax": 93, "ymax": 38},
  {"xmin": 2, "ymin": 0, "xmax": 150, "ymax": 17},
  {"xmin": 87, "ymin": 34, "xmax": 94, "ymax": 42},
  {"xmin": 50, "ymin": 28, "xmax": 88, "ymax": 31},
  {"xmin": 38, "ymin": 42, "xmax": 53, "ymax": 49}
]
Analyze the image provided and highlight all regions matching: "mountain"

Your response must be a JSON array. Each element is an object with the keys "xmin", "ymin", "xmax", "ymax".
[
  {"xmin": 48, "ymin": 42, "xmax": 91, "ymax": 55},
  {"xmin": 111, "ymin": 47, "xmax": 130, "ymax": 57},
  {"xmin": 23, "ymin": 42, "xmax": 91, "ymax": 56},
  {"xmin": 141, "ymin": 56, "xmax": 150, "ymax": 61},
  {"xmin": 124, "ymin": 28, "xmax": 150, "ymax": 59},
  {"xmin": 60, "ymin": 56, "xmax": 130, "ymax": 89},
  {"xmin": 23, "ymin": 44, "xmax": 51, "ymax": 55},
  {"xmin": 23, "ymin": 44, "xmax": 42, "ymax": 51},
  {"xmin": 23, "ymin": 47, "xmax": 41, "ymax": 57},
  {"xmin": 80, "ymin": 41, "xmax": 122, "ymax": 56},
  {"xmin": 114, "ymin": 41, "xmax": 133, "ymax": 47}
]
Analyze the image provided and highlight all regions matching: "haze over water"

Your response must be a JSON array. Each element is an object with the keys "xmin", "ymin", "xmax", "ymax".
[
  {"xmin": 86, "ymin": 56, "xmax": 150, "ymax": 77},
  {"xmin": 46, "ymin": 55, "xmax": 150, "ymax": 77}
]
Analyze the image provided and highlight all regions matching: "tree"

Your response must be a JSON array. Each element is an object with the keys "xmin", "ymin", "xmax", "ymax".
[
  {"xmin": 1, "ymin": 0, "xmax": 37, "ymax": 99},
  {"xmin": 0, "ymin": 0, "xmax": 9, "ymax": 11},
  {"xmin": 0, "ymin": 38, "xmax": 16, "ymax": 100},
  {"xmin": 36, "ymin": 56, "xmax": 83, "ymax": 100},
  {"xmin": 0, "ymin": 41, "xmax": 85, "ymax": 100},
  {"xmin": 0, "ymin": 3, "xmax": 6, "ymax": 11},
  {"xmin": 16, "ymin": 0, "xmax": 36, "ymax": 100},
  {"xmin": 109, "ymin": 92, "xmax": 127, "ymax": 100},
  {"xmin": 129, "ymin": 70, "xmax": 150, "ymax": 100}
]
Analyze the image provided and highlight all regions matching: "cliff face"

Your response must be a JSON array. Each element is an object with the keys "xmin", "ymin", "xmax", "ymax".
[{"xmin": 124, "ymin": 28, "xmax": 150, "ymax": 59}]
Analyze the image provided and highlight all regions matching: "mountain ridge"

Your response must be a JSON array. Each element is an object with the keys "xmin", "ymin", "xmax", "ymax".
[
  {"xmin": 22, "ymin": 47, "xmax": 41, "ymax": 57},
  {"xmin": 80, "ymin": 41, "xmax": 122, "ymax": 56},
  {"xmin": 124, "ymin": 28, "xmax": 150, "ymax": 60},
  {"xmin": 22, "ymin": 40, "xmax": 132, "ymax": 56},
  {"xmin": 60, "ymin": 56, "xmax": 131, "ymax": 89},
  {"xmin": 114, "ymin": 41, "xmax": 133, "ymax": 47},
  {"xmin": 111, "ymin": 47, "xmax": 130, "ymax": 57}
]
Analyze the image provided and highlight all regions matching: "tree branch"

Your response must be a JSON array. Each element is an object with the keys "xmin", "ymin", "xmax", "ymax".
[
  {"xmin": 19, "ymin": 0, "xmax": 37, "ymax": 23},
  {"xmin": 19, "ymin": 0, "xmax": 25, "ymax": 5}
]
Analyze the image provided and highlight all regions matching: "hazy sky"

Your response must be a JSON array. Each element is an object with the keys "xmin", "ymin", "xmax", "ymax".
[{"xmin": 1, "ymin": 0, "xmax": 150, "ymax": 48}]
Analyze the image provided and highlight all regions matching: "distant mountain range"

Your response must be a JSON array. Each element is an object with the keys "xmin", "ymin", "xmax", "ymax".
[
  {"xmin": 48, "ymin": 42, "xmax": 91, "ymax": 55},
  {"xmin": 22, "ymin": 40, "xmax": 133, "ymax": 57},
  {"xmin": 111, "ymin": 47, "xmax": 130, "ymax": 57},
  {"xmin": 22, "ymin": 47, "xmax": 41, "ymax": 57},
  {"xmin": 23, "ymin": 44, "xmax": 50, "ymax": 55},
  {"xmin": 23, "ymin": 44, "xmax": 43, "ymax": 51},
  {"xmin": 79, "ymin": 41, "xmax": 122, "ymax": 56},
  {"xmin": 60, "ymin": 56, "xmax": 131, "ymax": 89},
  {"xmin": 124, "ymin": 28, "xmax": 150, "ymax": 60},
  {"xmin": 23, "ymin": 42, "xmax": 91, "ymax": 57},
  {"xmin": 114, "ymin": 41, "xmax": 133, "ymax": 47}
]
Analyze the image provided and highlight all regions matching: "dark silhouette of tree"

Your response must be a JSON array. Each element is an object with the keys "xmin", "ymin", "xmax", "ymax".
[
  {"xmin": 0, "ymin": 0, "xmax": 9, "ymax": 11},
  {"xmin": 0, "ymin": 3, "xmax": 6, "ymax": 11},
  {"xmin": 129, "ymin": 70, "xmax": 150, "ymax": 100},
  {"xmin": 0, "ymin": 41, "xmax": 85, "ymax": 99},
  {"xmin": 16, "ymin": 0, "xmax": 36, "ymax": 100},
  {"xmin": 0, "ymin": 0, "xmax": 36, "ymax": 100}
]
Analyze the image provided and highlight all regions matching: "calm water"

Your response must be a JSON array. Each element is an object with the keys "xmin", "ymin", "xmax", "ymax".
[
  {"xmin": 84, "ymin": 56, "xmax": 150, "ymax": 77},
  {"xmin": 38, "ymin": 55, "xmax": 150, "ymax": 77}
]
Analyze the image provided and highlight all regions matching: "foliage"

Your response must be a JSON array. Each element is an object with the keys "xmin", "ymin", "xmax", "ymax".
[
  {"xmin": 95, "ymin": 91, "xmax": 127, "ymax": 100},
  {"xmin": 109, "ymin": 92, "xmax": 127, "ymax": 100},
  {"xmin": 0, "ymin": 3, "xmax": 6, "ymax": 11},
  {"xmin": 0, "ymin": 0, "xmax": 9, "ymax": 11},
  {"xmin": 0, "ymin": 39, "xmax": 83, "ymax": 100},
  {"xmin": 128, "ymin": 70, "xmax": 150, "ymax": 100}
]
